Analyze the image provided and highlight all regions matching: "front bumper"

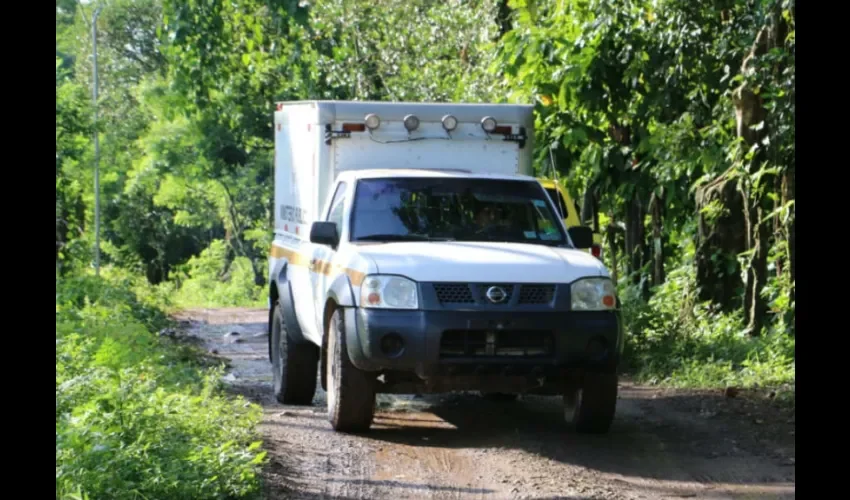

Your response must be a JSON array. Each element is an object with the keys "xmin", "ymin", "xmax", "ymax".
[{"xmin": 342, "ymin": 307, "xmax": 623, "ymax": 375}]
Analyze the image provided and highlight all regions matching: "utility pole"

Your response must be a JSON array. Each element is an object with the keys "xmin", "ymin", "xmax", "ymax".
[{"xmin": 92, "ymin": 5, "xmax": 102, "ymax": 276}]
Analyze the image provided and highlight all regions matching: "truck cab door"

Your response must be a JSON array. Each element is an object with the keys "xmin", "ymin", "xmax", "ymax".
[{"xmin": 311, "ymin": 181, "xmax": 348, "ymax": 335}]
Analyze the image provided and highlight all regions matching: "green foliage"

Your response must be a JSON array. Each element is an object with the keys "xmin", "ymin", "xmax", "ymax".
[
  {"xmin": 56, "ymin": 274, "xmax": 265, "ymax": 500},
  {"xmin": 309, "ymin": 0, "xmax": 504, "ymax": 102},
  {"xmin": 621, "ymin": 237, "xmax": 795, "ymax": 390},
  {"xmin": 762, "ymin": 238, "xmax": 795, "ymax": 332},
  {"xmin": 498, "ymin": 0, "xmax": 753, "ymax": 216},
  {"xmin": 56, "ymin": 57, "xmax": 93, "ymax": 271},
  {"xmin": 171, "ymin": 240, "xmax": 265, "ymax": 308},
  {"xmin": 57, "ymin": 0, "xmax": 795, "ymax": 395},
  {"xmin": 56, "ymin": 270, "xmax": 170, "ymax": 331}
]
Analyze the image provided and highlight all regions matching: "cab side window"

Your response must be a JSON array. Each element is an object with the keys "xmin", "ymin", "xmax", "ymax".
[{"xmin": 326, "ymin": 182, "xmax": 347, "ymax": 229}]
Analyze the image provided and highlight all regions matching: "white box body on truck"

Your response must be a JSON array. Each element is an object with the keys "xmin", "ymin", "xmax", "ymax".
[{"xmin": 269, "ymin": 101, "xmax": 623, "ymax": 434}]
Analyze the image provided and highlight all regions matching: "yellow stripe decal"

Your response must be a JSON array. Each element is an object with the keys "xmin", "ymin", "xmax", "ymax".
[{"xmin": 270, "ymin": 244, "xmax": 365, "ymax": 287}]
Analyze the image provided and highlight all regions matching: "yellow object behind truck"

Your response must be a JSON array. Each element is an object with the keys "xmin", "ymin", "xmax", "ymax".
[{"xmin": 537, "ymin": 178, "xmax": 603, "ymax": 259}]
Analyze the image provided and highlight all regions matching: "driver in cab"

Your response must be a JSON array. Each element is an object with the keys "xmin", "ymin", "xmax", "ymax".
[{"xmin": 473, "ymin": 203, "xmax": 517, "ymax": 236}]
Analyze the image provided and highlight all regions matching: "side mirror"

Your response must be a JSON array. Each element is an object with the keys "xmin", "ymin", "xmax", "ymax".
[
  {"xmin": 567, "ymin": 226, "xmax": 593, "ymax": 249},
  {"xmin": 310, "ymin": 221, "xmax": 339, "ymax": 247}
]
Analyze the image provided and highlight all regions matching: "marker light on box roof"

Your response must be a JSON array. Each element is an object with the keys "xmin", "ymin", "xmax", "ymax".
[
  {"xmin": 441, "ymin": 114, "xmax": 458, "ymax": 131},
  {"xmin": 481, "ymin": 116, "xmax": 497, "ymax": 133},
  {"xmin": 403, "ymin": 114, "xmax": 420, "ymax": 132},
  {"xmin": 364, "ymin": 113, "xmax": 381, "ymax": 130}
]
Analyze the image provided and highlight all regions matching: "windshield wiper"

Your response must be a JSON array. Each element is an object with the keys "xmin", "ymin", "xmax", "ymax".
[{"xmin": 355, "ymin": 234, "xmax": 455, "ymax": 242}]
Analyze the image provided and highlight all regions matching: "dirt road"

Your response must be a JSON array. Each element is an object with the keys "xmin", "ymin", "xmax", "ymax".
[{"xmin": 175, "ymin": 308, "xmax": 795, "ymax": 500}]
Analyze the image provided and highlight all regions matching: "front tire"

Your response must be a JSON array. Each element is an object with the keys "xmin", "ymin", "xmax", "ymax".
[
  {"xmin": 564, "ymin": 372, "xmax": 618, "ymax": 434},
  {"xmin": 326, "ymin": 309, "xmax": 375, "ymax": 433},
  {"xmin": 271, "ymin": 302, "xmax": 318, "ymax": 405}
]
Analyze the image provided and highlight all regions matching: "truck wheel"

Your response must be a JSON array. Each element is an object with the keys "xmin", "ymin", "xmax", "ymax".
[
  {"xmin": 271, "ymin": 302, "xmax": 318, "ymax": 405},
  {"xmin": 564, "ymin": 372, "xmax": 618, "ymax": 434},
  {"xmin": 327, "ymin": 309, "xmax": 375, "ymax": 433}
]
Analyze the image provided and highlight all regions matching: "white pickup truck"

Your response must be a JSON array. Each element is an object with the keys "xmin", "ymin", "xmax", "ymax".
[{"xmin": 268, "ymin": 100, "xmax": 623, "ymax": 434}]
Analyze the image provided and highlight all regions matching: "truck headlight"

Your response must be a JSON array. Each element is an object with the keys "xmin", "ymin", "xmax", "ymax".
[
  {"xmin": 360, "ymin": 275, "xmax": 419, "ymax": 309},
  {"xmin": 571, "ymin": 278, "xmax": 617, "ymax": 311}
]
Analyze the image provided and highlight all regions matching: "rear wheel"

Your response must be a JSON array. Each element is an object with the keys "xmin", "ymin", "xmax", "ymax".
[
  {"xmin": 564, "ymin": 372, "xmax": 618, "ymax": 434},
  {"xmin": 326, "ymin": 309, "xmax": 376, "ymax": 433},
  {"xmin": 271, "ymin": 302, "xmax": 318, "ymax": 405}
]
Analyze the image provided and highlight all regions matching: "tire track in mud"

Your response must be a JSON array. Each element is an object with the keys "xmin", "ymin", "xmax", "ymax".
[{"xmin": 176, "ymin": 308, "xmax": 795, "ymax": 500}]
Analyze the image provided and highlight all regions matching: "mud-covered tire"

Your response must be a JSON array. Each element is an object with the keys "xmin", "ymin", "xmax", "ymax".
[
  {"xmin": 326, "ymin": 309, "xmax": 375, "ymax": 433},
  {"xmin": 564, "ymin": 372, "xmax": 618, "ymax": 434},
  {"xmin": 271, "ymin": 302, "xmax": 318, "ymax": 405}
]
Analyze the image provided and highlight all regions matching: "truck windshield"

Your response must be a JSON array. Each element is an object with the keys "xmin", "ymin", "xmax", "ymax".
[{"xmin": 350, "ymin": 177, "xmax": 569, "ymax": 246}]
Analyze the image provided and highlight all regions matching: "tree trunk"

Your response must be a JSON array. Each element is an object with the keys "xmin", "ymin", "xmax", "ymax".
[
  {"xmin": 606, "ymin": 218, "xmax": 620, "ymax": 287},
  {"xmin": 581, "ymin": 186, "xmax": 599, "ymax": 231},
  {"xmin": 496, "ymin": 0, "xmax": 513, "ymax": 38},
  {"xmin": 734, "ymin": 10, "xmax": 789, "ymax": 335},
  {"xmin": 694, "ymin": 174, "xmax": 747, "ymax": 311},
  {"xmin": 773, "ymin": 174, "xmax": 784, "ymax": 278},
  {"xmin": 743, "ymin": 196, "xmax": 770, "ymax": 336},
  {"xmin": 649, "ymin": 190, "xmax": 665, "ymax": 288},
  {"xmin": 624, "ymin": 191, "xmax": 648, "ymax": 296},
  {"xmin": 784, "ymin": 166, "xmax": 795, "ymax": 303}
]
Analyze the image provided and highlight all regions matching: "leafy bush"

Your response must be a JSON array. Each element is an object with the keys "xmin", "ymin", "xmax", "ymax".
[
  {"xmin": 170, "ymin": 239, "xmax": 265, "ymax": 308},
  {"xmin": 56, "ymin": 270, "xmax": 171, "ymax": 331},
  {"xmin": 56, "ymin": 275, "xmax": 265, "ymax": 499},
  {"xmin": 620, "ymin": 238, "xmax": 795, "ymax": 391}
]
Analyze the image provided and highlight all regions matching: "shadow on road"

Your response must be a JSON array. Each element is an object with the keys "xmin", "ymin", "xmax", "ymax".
[{"xmin": 362, "ymin": 390, "xmax": 794, "ymax": 490}]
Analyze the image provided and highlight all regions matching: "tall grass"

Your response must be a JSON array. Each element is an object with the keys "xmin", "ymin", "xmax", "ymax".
[{"xmin": 56, "ymin": 273, "xmax": 266, "ymax": 499}]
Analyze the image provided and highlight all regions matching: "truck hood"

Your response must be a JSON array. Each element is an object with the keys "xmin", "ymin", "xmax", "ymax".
[{"xmin": 354, "ymin": 241, "xmax": 607, "ymax": 283}]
